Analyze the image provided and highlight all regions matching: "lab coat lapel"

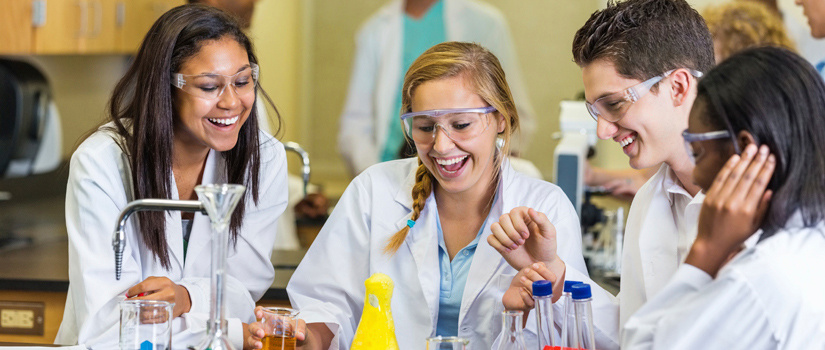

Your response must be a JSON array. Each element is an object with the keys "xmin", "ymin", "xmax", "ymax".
[
  {"xmin": 166, "ymin": 172, "xmax": 185, "ymax": 272},
  {"xmin": 182, "ymin": 150, "xmax": 222, "ymax": 272},
  {"xmin": 637, "ymin": 179, "xmax": 679, "ymax": 299},
  {"xmin": 394, "ymin": 166, "xmax": 440, "ymax": 327}
]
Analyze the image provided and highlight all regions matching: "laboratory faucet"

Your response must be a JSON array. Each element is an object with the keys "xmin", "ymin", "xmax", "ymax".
[
  {"xmin": 283, "ymin": 141, "xmax": 311, "ymax": 196},
  {"xmin": 112, "ymin": 199, "xmax": 206, "ymax": 280}
]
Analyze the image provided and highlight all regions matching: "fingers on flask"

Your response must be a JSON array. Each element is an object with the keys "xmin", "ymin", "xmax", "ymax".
[
  {"xmin": 561, "ymin": 281, "xmax": 582, "ymax": 349},
  {"xmin": 572, "ymin": 284, "xmax": 596, "ymax": 350},
  {"xmin": 532, "ymin": 280, "xmax": 556, "ymax": 349}
]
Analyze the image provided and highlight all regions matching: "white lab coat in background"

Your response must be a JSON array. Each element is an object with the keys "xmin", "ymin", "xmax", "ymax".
[
  {"xmin": 337, "ymin": 0, "xmax": 536, "ymax": 175},
  {"xmin": 287, "ymin": 158, "xmax": 617, "ymax": 349},
  {"xmin": 55, "ymin": 127, "xmax": 288, "ymax": 349},
  {"xmin": 623, "ymin": 216, "xmax": 825, "ymax": 349},
  {"xmin": 618, "ymin": 163, "xmax": 704, "ymax": 328}
]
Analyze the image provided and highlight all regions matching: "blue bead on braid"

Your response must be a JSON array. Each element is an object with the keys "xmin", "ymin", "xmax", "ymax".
[{"xmin": 407, "ymin": 219, "xmax": 415, "ymax": 228}]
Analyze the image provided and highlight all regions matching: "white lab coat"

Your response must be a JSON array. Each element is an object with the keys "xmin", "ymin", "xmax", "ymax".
[
  {"xmin": 55, "ymin": 126, "xmax": 288, "ymax": 349},
  {"xmin": 622, "ymin": 215, "xmax": 825, "ymax": 349},
  {"xmin": 287, "ymin": 158, "xmax": 617, "ymax": 349},
  {"xmin": 619, "ymin": 163, "xmax": 704, "ymax": 328},
  {"xmin": 337, "ymin": 0, "xmax": 536, "ymax": 175}
]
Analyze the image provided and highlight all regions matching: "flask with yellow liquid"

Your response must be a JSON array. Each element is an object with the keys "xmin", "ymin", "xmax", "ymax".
[{"xmin": 350, "ymin": 273, "xmax": 400, "ymax": 350}]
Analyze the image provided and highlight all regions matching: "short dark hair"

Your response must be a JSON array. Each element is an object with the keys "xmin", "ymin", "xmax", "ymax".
[
  {"xmin": 106, "ymin": 4, "xmax": 280, "ymax": 268},
  {"xmin": 572, "ymin": 0, "xmax": 714, "ymax": 83},
  {"xmin": 697, "ymin": 46, "xmax": 825, "ymax": 237}
]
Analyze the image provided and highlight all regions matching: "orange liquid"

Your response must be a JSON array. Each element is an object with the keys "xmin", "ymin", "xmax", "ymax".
[{"xmin": 262, "ymin": 335, "xmax": 296, "ymax": 350}]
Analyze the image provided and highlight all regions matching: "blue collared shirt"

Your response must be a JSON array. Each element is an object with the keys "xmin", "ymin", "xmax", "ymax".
[{"xmin": 435, "ymin": 212, "xmax": 487, "ymax": 337}]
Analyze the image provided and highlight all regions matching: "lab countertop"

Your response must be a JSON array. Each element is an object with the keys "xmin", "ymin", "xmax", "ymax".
[
  {"xmin": 0, "ymin": 238, "xmax": 301, "ymax": 301},
  {"xmin": 0, "ymin": 194, "xmax": 300, "ymax": 301}
]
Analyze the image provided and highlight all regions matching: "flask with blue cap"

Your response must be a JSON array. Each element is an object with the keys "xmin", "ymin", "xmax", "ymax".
[
  {"xmin": 561, "ymin": 281, "xmax": 582, "ymax": 349},
  {"xmin": 571, "ymin": 283, "xmax": 596, "ymax": 350},
  {"xmin": 532, "ymin": 280, "xmax": 556, "ymax": 349}
]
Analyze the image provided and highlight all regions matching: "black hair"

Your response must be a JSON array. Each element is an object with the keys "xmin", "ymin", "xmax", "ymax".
[
  {"xmin": 696, "ymin": 46, "xmax": 825, "ymax": 237},
  {"xmin": 105, "ymin": 4, "xmax": 280, "ymax": 268}
]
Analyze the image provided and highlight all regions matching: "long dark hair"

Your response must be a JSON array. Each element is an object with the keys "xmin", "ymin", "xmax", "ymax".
[
  {"xmin": 106, "ymin": 4, "xmax": 279, "ymax": 268},
  {"xmin": 696, "ymin": 46, "xmax": 825, "ymax": 238}
]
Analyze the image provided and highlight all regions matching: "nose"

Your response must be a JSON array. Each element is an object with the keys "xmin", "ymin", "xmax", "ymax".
[
  {"xmin": 432, "ymin": 125, "xmax": 455, "ymax": 154},
  {"xmin": 596, "ymin": 116, "xmax": 618, "ymax": 140},
  {"xmin": 217, "ymin": 84, "xmax": 241, "ymax": 109}
]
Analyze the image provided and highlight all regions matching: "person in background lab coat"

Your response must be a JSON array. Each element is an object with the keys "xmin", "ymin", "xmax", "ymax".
[
  {"xmin": 276, "ymin": 41, "xmax": 596, "ymax": 349},
  {"xmin": 623, "ymin": 46, "xmax": 825, "ymax": 348},
  {"xmin": 337, "ymin": 0, "xmax": 535, "ymax": 176},
  {"xmin": 55, "ymin": 5, "xmax": 288, "ymax": 349}
]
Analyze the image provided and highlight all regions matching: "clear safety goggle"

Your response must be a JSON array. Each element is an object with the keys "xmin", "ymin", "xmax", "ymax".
[
  {"xmin": 171, "ymin": 63, "xmax": 259, "ymax": 100},
  {"xmin": 586, "ymin": 69, "xmax": 703, "ymax": 123},
  {"xmin": 682, "ymin": 129, "xmax": 740, "ymax": 164},
  {"xmin": 400, "ymin": 106, "xmax": 497, "ymax": 143}
]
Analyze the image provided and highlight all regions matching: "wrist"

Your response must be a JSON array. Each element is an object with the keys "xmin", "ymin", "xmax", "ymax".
[{"xmin": 685, "ymin": 239, "xmax": 727, "ymax": 278}]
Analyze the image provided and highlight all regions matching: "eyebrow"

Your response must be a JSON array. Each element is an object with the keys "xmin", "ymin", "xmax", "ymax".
[{"xmin": 194, "ymin": 64, "xmax": 251, "ymax": 76}]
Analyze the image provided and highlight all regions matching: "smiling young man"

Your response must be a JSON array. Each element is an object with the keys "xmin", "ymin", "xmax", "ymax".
[{"xmin": 571, "ymin": 0, "xmax": 715, "ymax": 328}]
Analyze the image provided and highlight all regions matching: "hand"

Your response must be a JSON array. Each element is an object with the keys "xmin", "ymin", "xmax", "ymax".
[
  {"xmin": 487, "ymin": 207, "xmax": 560, "ymax": 270},
  {"xmin": 295, "ymin": 193, "xmax": 329, "ymax": 219},
  {"xmin": 244, "ymin": 306, "xmax": 307, "ymax": 349},
  {"xmin": 602, "ymin": 176, "xmax": 644, "ymax": 200},
  {"xmin": 686, "ymin": 144, "xmax": 775, "ymax": 277},
  {"xmin": 127, "ymin": 276, "xmax": 191, "ymax": 318},
  {"xmin": 502, "ymin": 262, "xmax": 559, "ymax": 314}
]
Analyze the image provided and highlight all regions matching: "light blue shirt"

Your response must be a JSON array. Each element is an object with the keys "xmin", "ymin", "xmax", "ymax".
[
  {"xmin": 380, "ymin": 0, "xmax": 446, "ymax": 162},
  {"xmin": 435, "ymin": 212, "xmax": 487, "ymax": 337}
]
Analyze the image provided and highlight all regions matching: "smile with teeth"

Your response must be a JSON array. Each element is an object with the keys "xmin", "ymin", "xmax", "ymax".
[
  {"xmin": 619, "ymin": 134, "xmax": 636, "ymax": 147},
  {"xmin": 435, "ymin": 155, "xmax": 468, "ymax": 173},
  {"xmin": 207, "ymin": 116, "xmax": 239, "ymax": 126}
]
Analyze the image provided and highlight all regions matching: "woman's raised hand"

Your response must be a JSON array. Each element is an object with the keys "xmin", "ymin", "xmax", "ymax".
[
  {"xmin": 487, "ymin": 207, "xmax": 560, "ymax": 270},
  {"xmin": 686, "ymin": 144, "xmax": 775, "ymax": 277}
]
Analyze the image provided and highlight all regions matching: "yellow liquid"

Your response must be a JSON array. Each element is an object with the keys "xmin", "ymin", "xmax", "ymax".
[{"xmin": 262, "ymin": 335, "xmax": 296, "ymax": 350}]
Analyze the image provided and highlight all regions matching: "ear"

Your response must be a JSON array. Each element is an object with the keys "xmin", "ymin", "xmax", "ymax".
[
  {"xmin": 496, "ymin": 113, "xmax": 506, "ymax": 134},
  {"xmin": 736, "ymin": 130, "xmax": 756, "ymax": 152},
  {"xmin": 669, "ymin": 68, "xmax": 696, "ymax": 107}
]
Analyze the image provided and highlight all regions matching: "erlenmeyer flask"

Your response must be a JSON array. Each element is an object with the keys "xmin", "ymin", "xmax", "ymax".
[
  {"xmin": 194, "ymin": 184, "xmax": 246, "ymax": 350},
  {"xmin": 494, "ymin": 310, "xmax": 527, "ymax": 350}
]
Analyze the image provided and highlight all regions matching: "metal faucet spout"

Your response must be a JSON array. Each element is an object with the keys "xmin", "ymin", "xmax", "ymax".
[
  {"xmin": 283, "ymin": 141, "xmax": 311, "ymax": 197},
  {"xmin": 112, "ymin": 199, "xmax": 206, "ymax": 280}
]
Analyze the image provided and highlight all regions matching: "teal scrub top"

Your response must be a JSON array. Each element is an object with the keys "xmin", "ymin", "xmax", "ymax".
[{"xmin": 380, "ymin": 0, "xmax": 447, "ymax": 162}]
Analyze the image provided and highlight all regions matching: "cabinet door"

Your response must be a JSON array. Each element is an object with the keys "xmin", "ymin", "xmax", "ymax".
[
  {"xmin": 0, "ymin": 0, "xmax": 33, "ymax": 54},
  {"xmin": 84, "ymin": 0, "xmax": 118, "ymax": 53},
  {"xmin": 32, "ymin": 0, "xmax": 84, "ymax": 54},
  {"xmin": 117, "ymin": 0, "xmax": 184, "ymax": 53}
]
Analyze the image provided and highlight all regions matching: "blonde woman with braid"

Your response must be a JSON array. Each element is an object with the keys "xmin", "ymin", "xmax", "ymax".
[{"xmin": 285, "ymin": 42, "xmax": 606, "ymax": 349}]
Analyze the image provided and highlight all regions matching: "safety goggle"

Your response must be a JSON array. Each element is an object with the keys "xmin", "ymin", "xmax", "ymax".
[
  {"xmin": 586, "ymin": 69, "xmax": 703, "ymax": 123},
  {"xmin": 171, "ymin": 63, "xmax": 259, "ymax": 100},
  {"xmin": 400, "ymin": 106, "xmax": 497, "ymax": 143},
  {"xmin": 682, "ymin": 129, "xmax": 740, "ymax": 164}
]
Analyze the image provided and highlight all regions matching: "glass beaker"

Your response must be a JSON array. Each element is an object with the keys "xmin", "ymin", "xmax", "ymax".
[
  {"xmin": 260, "ymin": 307, "xmax": 300, "ymax": 350},
  {"xmin": 119, "ymin": 299, "xmax": 173, "ymax": 350},
  {"xmin": 426, "ymin": 336, "xmax": 469, "ymax": 349}
]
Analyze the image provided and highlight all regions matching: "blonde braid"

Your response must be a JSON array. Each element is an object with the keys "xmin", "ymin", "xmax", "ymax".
[{"xmin": 383, "ymin": 161, "xmax": 434, "ymax": 255}]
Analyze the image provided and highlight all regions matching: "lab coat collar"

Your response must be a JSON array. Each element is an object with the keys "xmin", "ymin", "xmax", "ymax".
[{"xmin": 662, "ymin": 165, "xmax": 693, "ymax": 207}]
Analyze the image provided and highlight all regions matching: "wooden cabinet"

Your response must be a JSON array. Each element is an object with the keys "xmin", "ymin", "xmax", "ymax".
[
  {"xmin": 0, "ymin": 0, "xmax": 185, "ymax": 55},
  {"xmin": 0, "ymin": 0, "xmax": 33, "ymax": 53}
]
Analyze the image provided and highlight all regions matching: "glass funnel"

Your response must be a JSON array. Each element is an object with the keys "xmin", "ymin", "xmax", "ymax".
[{"xmin": 194, "ymin": 184, "xmax": 246, "ymax": 350}]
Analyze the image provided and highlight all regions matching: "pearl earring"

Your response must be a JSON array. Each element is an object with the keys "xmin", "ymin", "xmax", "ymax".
[{"xmin": 496, "ymin": 137, "xmax": 505, "ymax": 149}]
